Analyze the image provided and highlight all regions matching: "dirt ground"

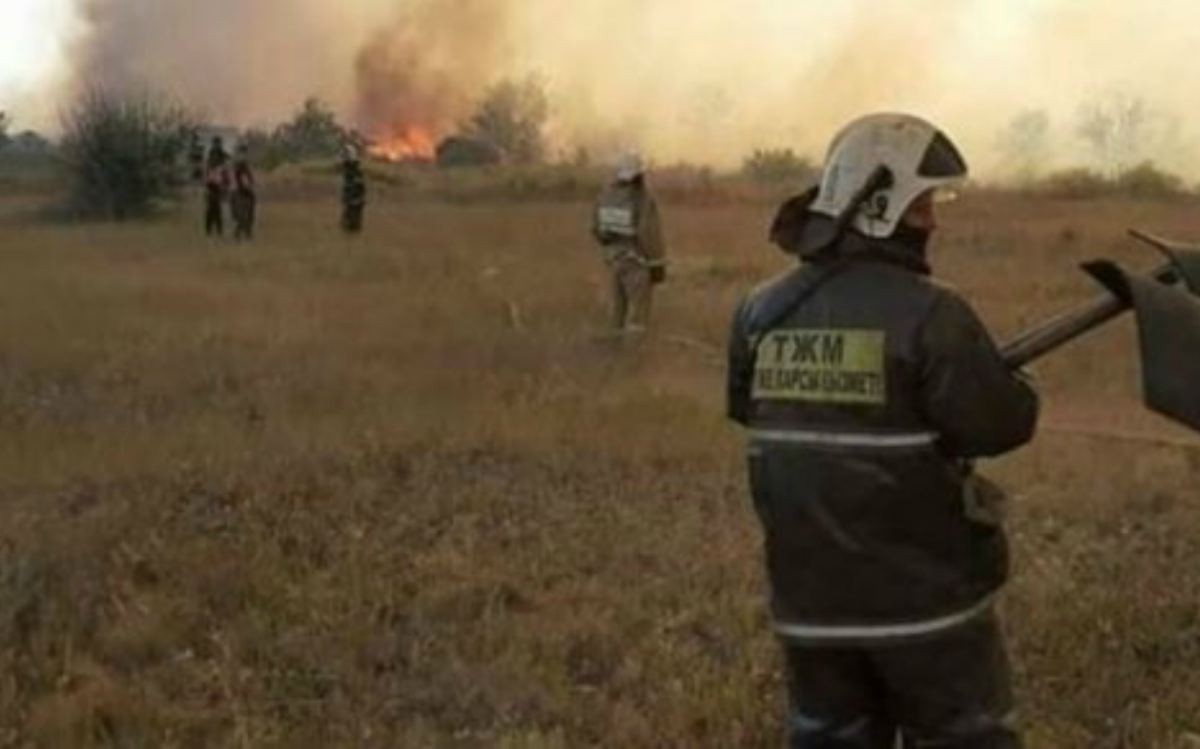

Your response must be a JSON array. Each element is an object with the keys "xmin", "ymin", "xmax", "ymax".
[{"xmin": 1, "ymin": 185, "xmax": 1199, "ymax": 747}]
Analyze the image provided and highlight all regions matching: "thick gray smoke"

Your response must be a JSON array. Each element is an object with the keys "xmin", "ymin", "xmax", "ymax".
[
  {"xmin": 353, "ymin": 2, "xmax": 514, "ymax": 141},
  {"xmin": 57, "ymin": 0, "xmax": 1200, "ymax": 176},
  {"xmin": 67, "ymin": 0, "xmax": 389, "ymax": 126}
]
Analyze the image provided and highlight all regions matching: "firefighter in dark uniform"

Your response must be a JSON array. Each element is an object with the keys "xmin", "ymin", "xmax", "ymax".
[
  {"xmin": 204, "ymin": 136, "xmax": 231, "ymax": 237},
  {"xmin": 188, "ymin": 131, "xmax": 205, "ymax": 183},
  {"xmin": 726, "ymin": 113, "xmax": 1040, "ymax": 748},
  {"xmin": 341, "ymin": 145, "xmax": 367, "ymax": 235},
  {"xmin": 231, "ymin": 143, "xmax": 257, "ymax": 241}
]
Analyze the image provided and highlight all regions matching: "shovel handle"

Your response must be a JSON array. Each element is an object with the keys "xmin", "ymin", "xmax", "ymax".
[
  {"xmin": 1001, "ymin": 263, "xmax": 1177, "ymax": 369},
  {"xmin": 1001, "ymin": 294, "xmax": 1131, "ymax": 368}
]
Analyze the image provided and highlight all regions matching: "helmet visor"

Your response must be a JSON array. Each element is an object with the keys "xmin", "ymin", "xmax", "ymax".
[{"xmin": 917, "ymin": 132, "xmax": 968, "ymax": 178}]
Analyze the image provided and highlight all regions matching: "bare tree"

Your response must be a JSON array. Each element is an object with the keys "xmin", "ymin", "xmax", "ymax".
[
  {"xmin": 997, "ymin": 109, "xmax": 1050, "ymax": 181},
  {"xmin": 1076, "ymin": 93, "xmax": 1147, "ymax": 177}
]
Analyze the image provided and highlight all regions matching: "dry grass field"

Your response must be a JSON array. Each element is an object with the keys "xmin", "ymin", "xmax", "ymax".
[{"xmin": 2, "ymin": 178, "xmax": 1200, "ymax": 747}]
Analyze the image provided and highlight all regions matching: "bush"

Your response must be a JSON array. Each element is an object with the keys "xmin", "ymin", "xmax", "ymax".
[
  {"xmin": 1037, "ymin": 168, "xmax": 1111, "ymax": 200},
  {"xmin": 1034, "ymin": 163, "xmax": 1185, "ymax": 200},
  {"xmin": 461, "ymin": 77, "xmax": 549, "ymax": 165},
  {"xmin": 8, "ymin": 130, "xmax": 53, "ymax": 156},
  {"xmin": 269, "ymin": 98, "xmax": 351, "ymax": 164},
  {"xmin": 0, "ymin": 131, "xmax": 60, "ymax": 194},
  {"xmin": 436, "ymin": 136, "xmax": 502, "ymax": 169},
  {"xmin": 1115, "ymin": 162, "xmax": 1184, "ymax": 198},
  {"xmin": 59, "ymin": 88, "xmax": 194, "ymax": 220},
  {"xmin": 741, "ymin": 148, "xmax": 816, "ymax": 184},
  {"xmin": 238, "ymin": 128, "xmax": 282, "ymax": 170}
]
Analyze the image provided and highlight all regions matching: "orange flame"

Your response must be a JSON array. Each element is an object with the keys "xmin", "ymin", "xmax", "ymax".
[{"xmin": 369, "ymin": 126, "xmax": 436, "ymax": 162}]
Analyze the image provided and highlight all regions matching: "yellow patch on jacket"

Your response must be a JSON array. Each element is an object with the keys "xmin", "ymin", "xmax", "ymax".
[{"xmin": 753, "ymin": 329, "xmax": 886, "ymax": 405}]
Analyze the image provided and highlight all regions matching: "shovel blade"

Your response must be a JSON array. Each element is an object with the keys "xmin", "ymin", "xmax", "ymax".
[
  {"xmin": 1168, "ymin": 248, "xmax": 1200, "ymax": 294},
  {"xmin": 1086, "ymin": 261, "xmax": 1200, "ymax": 432},
  {"xmin": 1129, "ymin": 230, "xmax": 1200, "ymax": 293}
]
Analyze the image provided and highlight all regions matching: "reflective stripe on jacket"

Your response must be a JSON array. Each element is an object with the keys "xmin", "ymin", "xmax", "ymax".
[
  {"xmin": 592, "ymin": 181, "xmax": 666, "ymax": 268},
  {"xmin": 727, "ymin": 236, "xmax": 1039, "ymax": 643}
]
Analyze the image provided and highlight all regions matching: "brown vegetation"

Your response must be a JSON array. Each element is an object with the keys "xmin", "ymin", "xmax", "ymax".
[{"xmin": 1, "ymin": 182, "xmax": 1200, "ymax": 746}]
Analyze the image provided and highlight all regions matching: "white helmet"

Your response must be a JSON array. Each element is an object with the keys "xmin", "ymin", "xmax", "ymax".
[
  {"xmin": 615, "ymin": 153, "xmax": 644, "ymax": 181},
  {"xmin": 809, "ymin": 113, "xmax": 968, "ymax": 239}
]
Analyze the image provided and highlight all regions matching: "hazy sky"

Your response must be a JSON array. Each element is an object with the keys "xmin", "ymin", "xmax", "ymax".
[
  {"xmin": 4, "ymin": 0, "xmax": 1200, "ymax": 177},
  {"xmin": 0, "ymin": 0, "xmax": 74, "ymax": 122}
]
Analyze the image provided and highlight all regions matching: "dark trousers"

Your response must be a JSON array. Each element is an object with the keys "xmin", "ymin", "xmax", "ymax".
[
  {"xmin": 232, "ymin": 190, "xmax": 256, "ymax": 241},
  {"xmin": 783, "ymin": 614, "xmax": 1021, "ymax": 749},
  {"xmin": 341, "ymin": 204, "xmax": 364, "ymax": 234},
  {"xmin": 611, "ymin": 260, "xmax": 653, "ymax": 332},
  {"xmin": 205, "ymin": 187, "xmax": 224, "ymax": 236}
]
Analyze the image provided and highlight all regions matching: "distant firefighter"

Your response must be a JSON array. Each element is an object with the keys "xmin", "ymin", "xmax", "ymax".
[
  {"xmin": 188, "ymin": 131, "xmax": 205, "ymax": 183},
  {"xmin": 591, "ymin": 154, "xmax": 667, "ymax": 334},
  {"xmin": 341, "ymin": 146, "xmax": 367, "ymax": 235},
  {"xmin": 204, "ymin": 136, "xmax": 231, "ymax": 237},
  {"xmin": 231, "ymin": 144, "xmax": 257, "ymax": 241}
]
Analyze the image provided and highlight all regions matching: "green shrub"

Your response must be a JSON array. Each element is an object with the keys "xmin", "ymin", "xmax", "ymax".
[
  {"xmin": 59, "ymin": 88, "xmax": 194, "ymax": 220},
  {"xmin": 269, "ymin": 98, "xmax": 352, "ymax": 164}
]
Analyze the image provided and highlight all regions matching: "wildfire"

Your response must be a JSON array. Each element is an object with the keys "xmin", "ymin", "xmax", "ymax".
[{"xmin": 368, "ymin": 126, "xmax": 437, "ymax": 162}]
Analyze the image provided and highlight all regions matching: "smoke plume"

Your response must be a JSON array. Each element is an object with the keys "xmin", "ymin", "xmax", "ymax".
[
  {"xmin": 54, "ymin": 0, "xmax": 1200, "ymax": 177},
  {"xmin": 67, "ymin": 0, "xmax": 392, "ymax": 126},
  {"xmin": 353, "ymin": 2, "xmax": 514, "ymax": 141}
]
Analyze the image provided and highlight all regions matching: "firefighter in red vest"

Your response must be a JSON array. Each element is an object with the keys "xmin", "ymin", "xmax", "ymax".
[
  {"xmin": 231, "ymin": 143, "xmax": 257, "ymax": 241},
  {"xmin": 204, "ymin": 136, "xmax": 231, "ymax": 237}
]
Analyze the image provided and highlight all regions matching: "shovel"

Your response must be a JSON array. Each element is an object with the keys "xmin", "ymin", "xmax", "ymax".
[{"xmin": 1000, "ymin": 229, "xmax": 1200, "ymax": 432}]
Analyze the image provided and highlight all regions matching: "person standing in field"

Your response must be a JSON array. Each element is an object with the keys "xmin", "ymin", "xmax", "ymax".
[
  {"xmin": 726, "ymin": 113, "xmax": 1040, "ymax": 748},
  {"xmin": 188, "ymin": 131, "xmax": 205, "ymax": 183},
  {"xmin": 591, "ymin": 154, "xmax": 667, "ymax": 335},
  {"xmin": 231, "ymin": 143, "xmax": 257, "ymax": 241},
  {"xmin": 204, "ymin": 136, "xmax": 231, "ymax": 237},
  {"xmin": 341, "ymin": 146, "xmax": 367, "ymax": 235}
]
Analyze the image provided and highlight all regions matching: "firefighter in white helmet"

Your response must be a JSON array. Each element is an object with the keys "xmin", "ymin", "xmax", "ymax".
[
  {"xmin": 341, "ymin": 144, "xmax": 367, "ymax": 235},
  {"xmin": 591, "ymin": 153, "xmax": 667, "ymax": 334},
  {"xmin": 728, "ymin": 113, "xmax": 1039, "ymax": 748}
]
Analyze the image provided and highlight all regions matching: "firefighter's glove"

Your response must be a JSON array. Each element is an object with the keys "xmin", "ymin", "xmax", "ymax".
[
  {"xmin": 650, "ymin": 265, "xmax": 667, "ymax": 285},
  {"xmin": 963, "ymin": 473, "xmax": 1010, "ymax": 528}
]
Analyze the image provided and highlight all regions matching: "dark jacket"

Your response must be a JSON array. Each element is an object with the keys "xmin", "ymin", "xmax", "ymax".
[
  {"xmin": 234, "ymin": 161, "xmax": 255, "ymax": 195},
  {"xmin": 727, "ymin": 232, "xmax": 1038, "ymax": 644},
  {"xmin": 342, "ymin": 162, "xmax": 366, "ymax": 207},
  {"xmin": 206, "ymin": 146, "xmax": 231, "ymax": 193}
]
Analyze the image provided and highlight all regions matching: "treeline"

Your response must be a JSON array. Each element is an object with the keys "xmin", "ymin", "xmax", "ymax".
[
  {"xmin": 23, "ymin": 77, "xmax": 558, "ymax": 219},
  {"xmin": 995, "ymin": 92, "xmax": 1196, "ymax": 197},
  {"xmin": 12, "ymin": 83, "xmax": 1200, "ymax": 221}
]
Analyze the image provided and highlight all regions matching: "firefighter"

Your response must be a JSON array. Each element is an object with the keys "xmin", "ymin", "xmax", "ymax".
[
  {"xmin": 204, "ymin": 136, "xmax": 231, "ymax": 237},
  {"xmin": 231, "ymin": 143, "xmax": 257, "ymax": 241},
  {"xmin": 188, "ymin": 131, "xmax": 205, "ymax": 183},
  {"xmin": 341, "ymin": 145, "xmax": 367, "ymax": 235},
  {"xmin": 726, "ymin": 113, "xmax": 1039, "ymax": 748},
  {"xmin": 591, "ymin": 154, "xmax": 667, "ymax": 334}
]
